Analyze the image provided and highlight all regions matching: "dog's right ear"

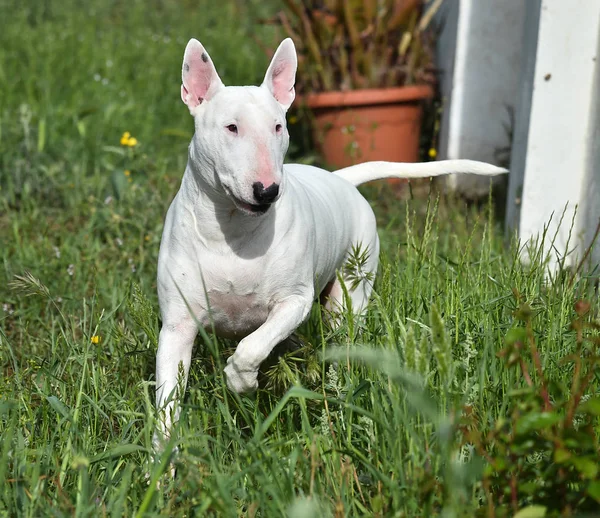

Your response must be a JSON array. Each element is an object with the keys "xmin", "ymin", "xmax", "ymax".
[{"xmin": 181, "ymin": 39, "xmax": 224, "ymax": 113}]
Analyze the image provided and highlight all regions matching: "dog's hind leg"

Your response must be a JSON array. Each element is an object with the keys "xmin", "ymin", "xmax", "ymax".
[
  {"xmin": 320, "ymin": 277, "xmax": 371, "ymax": 327},
  {"xmin": 320, "ymin": 237, "xmax": 380, "ymax": 326}
]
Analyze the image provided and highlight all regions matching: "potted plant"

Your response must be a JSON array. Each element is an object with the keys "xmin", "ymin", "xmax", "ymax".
[{"xmin": 266, "ymin": 0, "xmax": 442, "ymax": 168}]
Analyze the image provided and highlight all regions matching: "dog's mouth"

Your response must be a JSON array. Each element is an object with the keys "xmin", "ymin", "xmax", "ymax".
[
  {"xmin": 234, "ymin": 198, "xmax": 272, "ymax": 215},
  {"xmin": 226, "ymin": 191, "xmax": 272, "ymax": 215}
]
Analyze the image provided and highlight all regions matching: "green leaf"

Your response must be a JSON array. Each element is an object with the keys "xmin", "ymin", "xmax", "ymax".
[
  {"xmin": 76, "ymin": 119, "xmax": 86, "ymax": 137},
  {"xmin": 111, "ymin": 169, "xmax": 129, "ymax": 200},
  {"xmin": 572, "ymin": 457, "xmax": 599, "ymax": 479},
  {"xmin": 587, "ymin": 480, "xmax": 600, "ymax": 503},
  {"xmin": 513, "ymin": 505, "xmax": 547, "ymax": 518},
  {"xmin": 507, "ymin": 388, "xmax": 536, "ymax": 397},
  {"xmin": 515, "ymin": 304, "xmax": 533, "ymax": 321},
  {"xmin": 554, "ymin": 448, "xmax": 571, "ymax": 463},
  {"xmin": 71, "ymin": 455, "xmax": 89, "ymax": 469},
  {"xmin": 515, "ymin": 412, "xmax": 560, "ymax": 435},
  {"xmin": 255, "ymin": 385, "xmax": 324, "ymax": 440},
  {"xmin": 0, "ymin": 401, "xmax": 16, "ymax": 415},
  {"xmin": 349, "ymin": 379, "xmax": 371, "ymax": 402},
  {"xmin": 505, "ymin": 327, "xmax": 527, "ymax": 346},
  {"xmin": 370, "ymin": 495, "xmax": 384, "ymax": 513},
  {"xmin": 46, "ymin": 395, "xmax": 72, "ymax": 420},
  {"xmin": 37, "ymin": 118, "xmax": 46, "ymax": 152},
  {"xmin": 89, "ymin": 444, "xmax": 147, "ymax": 464},
  {"xmin": 579, "ymin": 396, "xmax": 600, "ymax": 416},
  {"xmin": 519, "ymin": 482, "xmax": 539, "ymax": 495},
  {"xmin": 494, "ymin": 457, "xmax": 508, "ymax": 472}
]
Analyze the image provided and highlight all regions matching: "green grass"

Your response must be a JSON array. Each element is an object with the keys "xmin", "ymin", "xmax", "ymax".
[{"xmin": 1, "ymin": 1, "xmax": 600, "ymax": 516}]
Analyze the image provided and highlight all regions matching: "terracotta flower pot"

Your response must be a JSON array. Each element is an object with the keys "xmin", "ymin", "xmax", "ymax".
[{"xmin": 303, "ymin": 85, "xmax": 433, "ymax": 169}]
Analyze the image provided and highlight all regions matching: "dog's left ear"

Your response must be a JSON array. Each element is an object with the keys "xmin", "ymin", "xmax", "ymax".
[{"xmin": 261, "ymin": 38, "xmax": 297, "ymax": 111}]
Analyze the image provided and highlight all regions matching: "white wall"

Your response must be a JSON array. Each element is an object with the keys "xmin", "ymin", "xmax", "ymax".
[
  {"xmin": 436, "ymin": 0, "xmax": 526, "ymax": 198},
  {"xmin": 505, "ymin": 0, "xmax": 541, "ymax": 234}
]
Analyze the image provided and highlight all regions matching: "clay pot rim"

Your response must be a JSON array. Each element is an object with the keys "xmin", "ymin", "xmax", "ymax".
[{"xmin": 301, "ymin": 85, "xmax": 434, "ymax": 109}]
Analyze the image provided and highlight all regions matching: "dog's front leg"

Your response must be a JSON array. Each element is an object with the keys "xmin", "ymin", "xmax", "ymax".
[
  {"xmin": 154, "ymin": 318, "xmax": 198, "ymax": 445},
  {"xmin": 224, "ymin": 295, "xmax": 313, "ymax": 393}
]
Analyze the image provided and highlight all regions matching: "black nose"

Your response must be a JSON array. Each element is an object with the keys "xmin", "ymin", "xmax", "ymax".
[{"xmin": 253, "ymin": 182, "xmax": 279, "ymax": 204}]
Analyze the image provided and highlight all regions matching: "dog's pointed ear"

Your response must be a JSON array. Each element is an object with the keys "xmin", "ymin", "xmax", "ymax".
[
  {"xmin": 181, "ymin": 39, "xmax": 224, "ymax": 113},
  {"xmin": 261, "ymin": 38, "xmax": 297, "ymax": 110}
]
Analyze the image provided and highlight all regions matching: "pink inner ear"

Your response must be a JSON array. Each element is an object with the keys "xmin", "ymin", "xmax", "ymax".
[
  {"xmin": 182, "ymin": 45, "xmax": 216, "ymax": 108},
  {"xmin": 270, "ymin": 59, "xmax": 295, "ymax": 105}
]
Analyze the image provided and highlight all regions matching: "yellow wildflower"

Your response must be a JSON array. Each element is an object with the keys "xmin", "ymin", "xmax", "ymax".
[
  {"xmin": 428, "ymin": 147, "xmax": 437, "ymax": 159},
  {"xmin": 91, "ymin": 335, "xmax": 101, "ymax": 344},
  {"xmin": 289, "ymin": 115, "xmax": 298, "ymax": 125},
  {"xmin": 124, "ymin": 170, "xmax": 131, "ymax": 177},
  {"xmin": 120, "ymin": 132, "xmax": 138, "ymax": 147}
]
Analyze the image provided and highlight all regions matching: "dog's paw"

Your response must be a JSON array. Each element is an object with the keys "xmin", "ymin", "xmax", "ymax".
[
  {"xmin": 148, "ymin": 429, "xmax": 178, "ymax": 485},
  {"xmin": 224, "ymin": 356, "xmax": 259, "ymax": 394}
]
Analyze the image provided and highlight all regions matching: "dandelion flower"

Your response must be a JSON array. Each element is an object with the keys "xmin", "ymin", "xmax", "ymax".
[
  {"xmin": 120, "ymin": 132, "xmax": 138, "ymax": 147},
  {"xmin": 124, "ymin": 170, "xmax": 131, "ymax": 177},
  {"xmin": 91, "ymin": 335, "xmax": 101, "ymax": 344}
]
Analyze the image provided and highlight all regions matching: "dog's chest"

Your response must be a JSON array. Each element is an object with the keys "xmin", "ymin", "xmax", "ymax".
[
  {"xmin": 204, "ymin": 288, "xmax": 269, "ymax": 338},
  {"xmin": 197, "ymin": 259, "xmax": 273, "ymax": 338}
]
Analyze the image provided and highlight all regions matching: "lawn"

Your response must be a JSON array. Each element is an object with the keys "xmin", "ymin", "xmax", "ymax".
[{"xmin": 1, "ymin": 1, "xmax": 600, "ymax": 516}]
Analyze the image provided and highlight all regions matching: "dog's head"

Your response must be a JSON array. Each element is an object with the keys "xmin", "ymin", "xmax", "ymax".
[{"xmin": 181, "ymin": 38, "xmax": 297, "ymax": 216}]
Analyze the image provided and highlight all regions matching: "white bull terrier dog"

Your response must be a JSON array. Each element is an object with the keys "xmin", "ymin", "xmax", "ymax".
[{"xmin": 155, "ymin": 38, "xmax": 507, "ymax": 438}]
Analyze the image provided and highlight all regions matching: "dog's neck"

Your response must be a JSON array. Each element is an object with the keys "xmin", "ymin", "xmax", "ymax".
[{"xmin": 180, "ymin": 153, "xmax": 275, "ymax": 245}]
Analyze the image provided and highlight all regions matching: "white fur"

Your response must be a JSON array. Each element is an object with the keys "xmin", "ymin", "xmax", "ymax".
[{"xmin": 155, "ymin": 38, "xmax": 507, "ymax": 441}]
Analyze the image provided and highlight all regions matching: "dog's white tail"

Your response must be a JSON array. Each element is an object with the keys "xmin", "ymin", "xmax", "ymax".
[{"xmin": 333, "ymin": 159, "xmax": 508, "ymax": 187}]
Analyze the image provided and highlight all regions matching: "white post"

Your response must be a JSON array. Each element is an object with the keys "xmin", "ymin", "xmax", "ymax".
[{"xmin": 516, "ymin": 0, "xmax": 600, "ymax": 269}]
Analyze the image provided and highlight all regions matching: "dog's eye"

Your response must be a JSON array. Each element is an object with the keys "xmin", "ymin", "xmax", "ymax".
[
  {"xmin": 226, "ymin": 124, "xmax": 238, "ymax": 134},
  {"xmin": 275, "ymin": 124, "xmax": 283, "ymax": 133}
]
